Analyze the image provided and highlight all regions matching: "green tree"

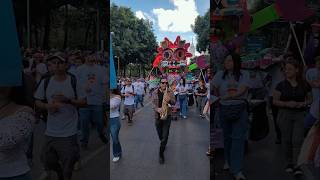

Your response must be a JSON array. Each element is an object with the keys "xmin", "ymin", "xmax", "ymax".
[
  {"xmin": 192, "ymin": 10, "xmax": 210, "ymax": 53},
  {"xmin": 13, "ymin": 0, "xmax": 109, "ymax": 50},
  {"xmin": 110, "ymin": 4, "xmax": 158, "ymax": 77}
]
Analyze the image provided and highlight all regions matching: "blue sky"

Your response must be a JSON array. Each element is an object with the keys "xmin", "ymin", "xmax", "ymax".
[{"xmin": 110, "ymin": 0, "xmax": 209, "ymax": 55}]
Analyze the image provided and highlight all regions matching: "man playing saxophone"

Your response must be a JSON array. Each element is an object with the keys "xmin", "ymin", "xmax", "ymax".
[{"xmin": 151, "ymin": 77, "xmax": 176, "ymax": 164}]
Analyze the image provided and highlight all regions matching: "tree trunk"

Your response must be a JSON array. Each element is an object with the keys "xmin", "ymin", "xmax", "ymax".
[
  {"xmin": 123, "ymin": 64, "xmax": 126, "ymax": 77},
  {"xmin": 63, "ymin": 4, "xmax": 69, "ymax": 49},
  {"xmin": 34, "ymin": 25, "xmax": 39, "ymax": 48},
  {"xmin": 43, "ymin": 5, "xmax": 51, "ymax": 50},
  {"xmin": 84, "ymin": 19, "xmax": 92, "ymax": 49}
]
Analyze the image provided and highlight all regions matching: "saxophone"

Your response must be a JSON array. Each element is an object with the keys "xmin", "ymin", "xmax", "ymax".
[{"xmin": 160, "ymin": 88, "xmax": 172, "ymax": 120}]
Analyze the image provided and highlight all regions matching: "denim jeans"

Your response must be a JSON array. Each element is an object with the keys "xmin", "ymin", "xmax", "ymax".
[
  {"xmin": 179, "ymin": 95, "xmax": 187, "ymax": 117},
  {"xmin": 304, "ymin": 112, "xmax": 317, "ymax": 130},
  {"xmin": 79, "ymin": 105, "xmax": 105, "ymax": 145},
  {"xmin": 110, "ymin": 117, "xmax": 122, "ymax": 157},
  {"xmin": 135, "ymin": 95, "xmax": 144, "ymax": 108},
  {"xmin": 220, "ymin": 103, "xmax": 248, "ymax": 175},
  {"xmin": 0, "ymin": 173, "xmax": 32, "ymax": 180}
]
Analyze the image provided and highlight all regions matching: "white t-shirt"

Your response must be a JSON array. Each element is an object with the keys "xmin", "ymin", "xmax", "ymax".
[
  {"xmin": 176, "ymin": 84, "xmax": 189, "ymax": 95},
  {"xmin": 36, "ymin": 63, "xmax": 48, "ymax": 83},
  {"xmin": 76, "ymin": 64, "xmax": 107, "ymax": 105},
  {"xmin": 248, "ymin": 71, "xmax": 265, "ymax": 89},
  {"xmin": 134, "ymin": 82, "xmax": 144, "ymax": 95},
  {"xmin": 110, "ymin": 96, "xmax": 121, "ymax": 118},
  {"xmin": 213, "ymin": 70, "xmax": 250, "ymax": 105},
  {"xmin": 121, "ymin": 85, "xmax": 135, "ymax": 105},
  {"xmin": 34, "ymin": 76, "xmax": 84, "ymax": 137},
  {"xmin": 306, "ymin": 68, "xmax": 320, "ymax": 119}
]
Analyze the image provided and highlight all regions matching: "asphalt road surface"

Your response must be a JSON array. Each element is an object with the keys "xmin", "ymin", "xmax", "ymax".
[{"xmin": 110, "ymin": 99, "xmax": 210, "ymax": 180}]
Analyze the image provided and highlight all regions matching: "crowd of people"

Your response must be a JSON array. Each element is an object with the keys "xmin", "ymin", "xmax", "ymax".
[
  {"xmin": 110, "ymin": 74, "xmax": 210, "ymax": 164},
  {"xmin": 0, "ymin": 48, "xmax": 108, "ymax": 180},
  {"xmin": 211, "ymin": 53, "xmax": 320, "ymax": 180}
]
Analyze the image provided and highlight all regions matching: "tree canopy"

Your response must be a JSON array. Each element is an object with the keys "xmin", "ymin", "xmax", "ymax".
[
  {"xmin": 110, "ymin": 4, "xmax": 158, "ymax": 76},
  {"xmin": 192, "ymin": 10, "xmax": 210, "ymax": 53},
  {"xmin": 13, "ymin": 0, "xmax": 109, "ymax": 50}
]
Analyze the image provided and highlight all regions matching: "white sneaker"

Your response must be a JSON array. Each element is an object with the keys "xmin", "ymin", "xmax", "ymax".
[
  {"xmin": 234, "ymin": 172, "xmax": 246, "ymax": 180},
  {"xmin": 74, "ymin": 160, "xmax": 81, "ymax": 171},
  {"xmin": 223, "ymin": 162, "xmax": 230, "ymax": 171},
  {"xmin": 112, "ymin": 157, "xmax": 120, "ymax": 162},
  {"xmin": 183, "ymin": 116, "xmax": 187, "ymax": 119}
]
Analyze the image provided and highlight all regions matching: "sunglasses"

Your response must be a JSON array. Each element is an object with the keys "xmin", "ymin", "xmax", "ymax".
[
  {"xmin": 160, "ymin": 82, "xmax": 168, "ymax": 84},
  {"xmin": 51, "ymin": 61, "xmax": 65, "ymax": 65}
]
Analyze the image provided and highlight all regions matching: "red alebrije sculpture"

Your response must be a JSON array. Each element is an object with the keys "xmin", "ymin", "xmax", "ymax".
[{"xmin": 152, "ymin": 36, "xmax": 193, "ymax": 71}]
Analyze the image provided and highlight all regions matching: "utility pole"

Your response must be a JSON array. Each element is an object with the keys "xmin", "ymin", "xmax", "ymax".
[
  {"xmin": 96, "ymin": 3, "xmax": 100, "ymax": 52},
  {"xmin": 27, "ymin": 0, "xmax": 30, "ymax": 48}
]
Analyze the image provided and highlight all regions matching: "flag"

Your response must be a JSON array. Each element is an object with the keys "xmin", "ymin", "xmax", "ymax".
[
  {"xmin": 188, "ymin": 63, "xmax": 198, "ymax": 71},
  {"xmin": 0, "ymin": 0, "xmax": 22, "ymax": 86},
  {"xmin": 196, "ymin": 55, "xmax": 208, "ymax": 69},
  {"xmin": 110, "ymin": 35, "xmax": 117, "ymax": 89},
  {"xmin": 275, "ymin": 0, "xmax": 314, "ymax": 21},
  {"xmin": 250, "ymin": 5, "xmax": 280, "ymax": 32}
]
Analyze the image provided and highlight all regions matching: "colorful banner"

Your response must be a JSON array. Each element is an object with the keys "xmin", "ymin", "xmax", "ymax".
[
  {"xmin": 250, "ymin": 4, "xmax": 280, "ymax": 32},
  {"xmin": 110, "ymin": 35, "xmax": 117, "ymax": 89},
  {"xmin": 188, "ymin": 63, "xmax": 198, "ymax": 71},
  {"xmin": 196, "ymin": 55, "xmax": 208, "ymax": 69},
  {"xmin": 0, "ymin": 0, "xmax": 22, "ymax": 86}
]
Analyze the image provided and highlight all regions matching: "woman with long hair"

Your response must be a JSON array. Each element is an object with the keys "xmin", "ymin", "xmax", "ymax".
[
  {"xmin": 176, "ymin": 77, "xmax": 188, "ymax": 119},
  {"xmin": 0, "ymin": 85, "xmax": 35, "ymax": 180},
  {"xmin": 196, "ymin": 79, "xmax": 208, "ymax": 118},
  {"xmin": 213, "ymin": 53, "xmax": 250, "ymax": 180},
  {"xmin": 110, "ymin": 89, "xmax": 122, "ymax": 162},
  {"xmin": 273, "ymin": 59, "xmax": 312, "ymax": 176}
]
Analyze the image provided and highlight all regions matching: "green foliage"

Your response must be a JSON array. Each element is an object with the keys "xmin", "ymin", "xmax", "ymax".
[
  {"xmin": 13, "ymin": 0, "xmax": 109, "ymax": 50},
  {"xmin": 110, "ymin": 4, "xmax": 158, "ymax": 71},
  {"xmin": 192, "ymin": 10, "xmax": 210, "ymax": 53}
]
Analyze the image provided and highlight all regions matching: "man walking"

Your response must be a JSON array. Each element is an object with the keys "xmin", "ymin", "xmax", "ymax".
[
  {"xmin": 151, "ymin": 77, "xmax": 176, "ymax": 164},
  {"xmin": 76, "ymin": 54, "xmax": 107, "ymax": 149},
  {"xmin": 134, "ymin": 78, "xmax": 144, "ymax": 108},
  {"xmin": 121, "ymin": 78, "xmax": 135, "ymax": 125},
  {"xmin": 34, "ymin": 55, "xmax": 86, "ymax": 180}
]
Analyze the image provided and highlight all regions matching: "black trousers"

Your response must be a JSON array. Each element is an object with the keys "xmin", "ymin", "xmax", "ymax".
[
  {"xmin": 155, "ymin": 116, "xmax": 172, "ymax": 153},
  {"xmin": 41, "ymin": 135, "xmax": 80, "ymax": 180}
]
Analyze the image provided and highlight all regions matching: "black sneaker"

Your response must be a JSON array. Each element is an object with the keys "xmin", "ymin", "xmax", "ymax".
[
  {"xmin": 159, "ymin": 155, "xmax": 165, "ymax": 164},
  {"xmin": 293, "ymin": 167, "xmax": 303, "ymax": 176},
  {"xmin": 285, "ymin": 164, "xmax": 294, "ymax": 173}
]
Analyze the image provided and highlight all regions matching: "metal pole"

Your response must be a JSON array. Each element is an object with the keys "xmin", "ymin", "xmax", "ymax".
[
  {"xmin": 27, "ymin": 0, "xmax": 30, "ymax": 48},
  {"xmin": 290, "ymin": 22, "xmax": 306, "ymax": 67},
  {"xmin": 117, "ymin": 57, "xmax": 120, "ymax": 77}
]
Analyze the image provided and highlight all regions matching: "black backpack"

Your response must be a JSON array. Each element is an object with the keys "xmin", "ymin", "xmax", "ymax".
[
  {"xmin": 35, "ymin": 72, "xmax": 77, "ymax": 122},
  {"xmin": 122, "ymin": 85, "xmax": 135, "ymax": 96}
]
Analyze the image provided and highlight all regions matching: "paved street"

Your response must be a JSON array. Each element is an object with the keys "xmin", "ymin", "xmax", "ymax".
[{"xmin": 110, "ymin": 99, "xmax": 210, "ymax": 180}]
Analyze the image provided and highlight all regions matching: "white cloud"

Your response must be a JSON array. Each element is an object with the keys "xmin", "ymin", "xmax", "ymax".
[
  {"xmin": 135, "ymin": 11, "xmax": 156, "ymax": 24},
  {"xmin": 152, "ymin": 0, "xmax": 199, "ymax": 33},
  {"xmin": 135, "ymin": 11, "xmax": 146, "ymax": 19}
]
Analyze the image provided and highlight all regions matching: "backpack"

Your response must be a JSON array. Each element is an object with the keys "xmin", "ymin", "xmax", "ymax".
[
  {"xmin": 122, "ymin": 85, "xmax": 135, "ymax": 97},
  {"xmin": 35, "ymin": 72, "xmax": 77, "ymax": 122}
]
